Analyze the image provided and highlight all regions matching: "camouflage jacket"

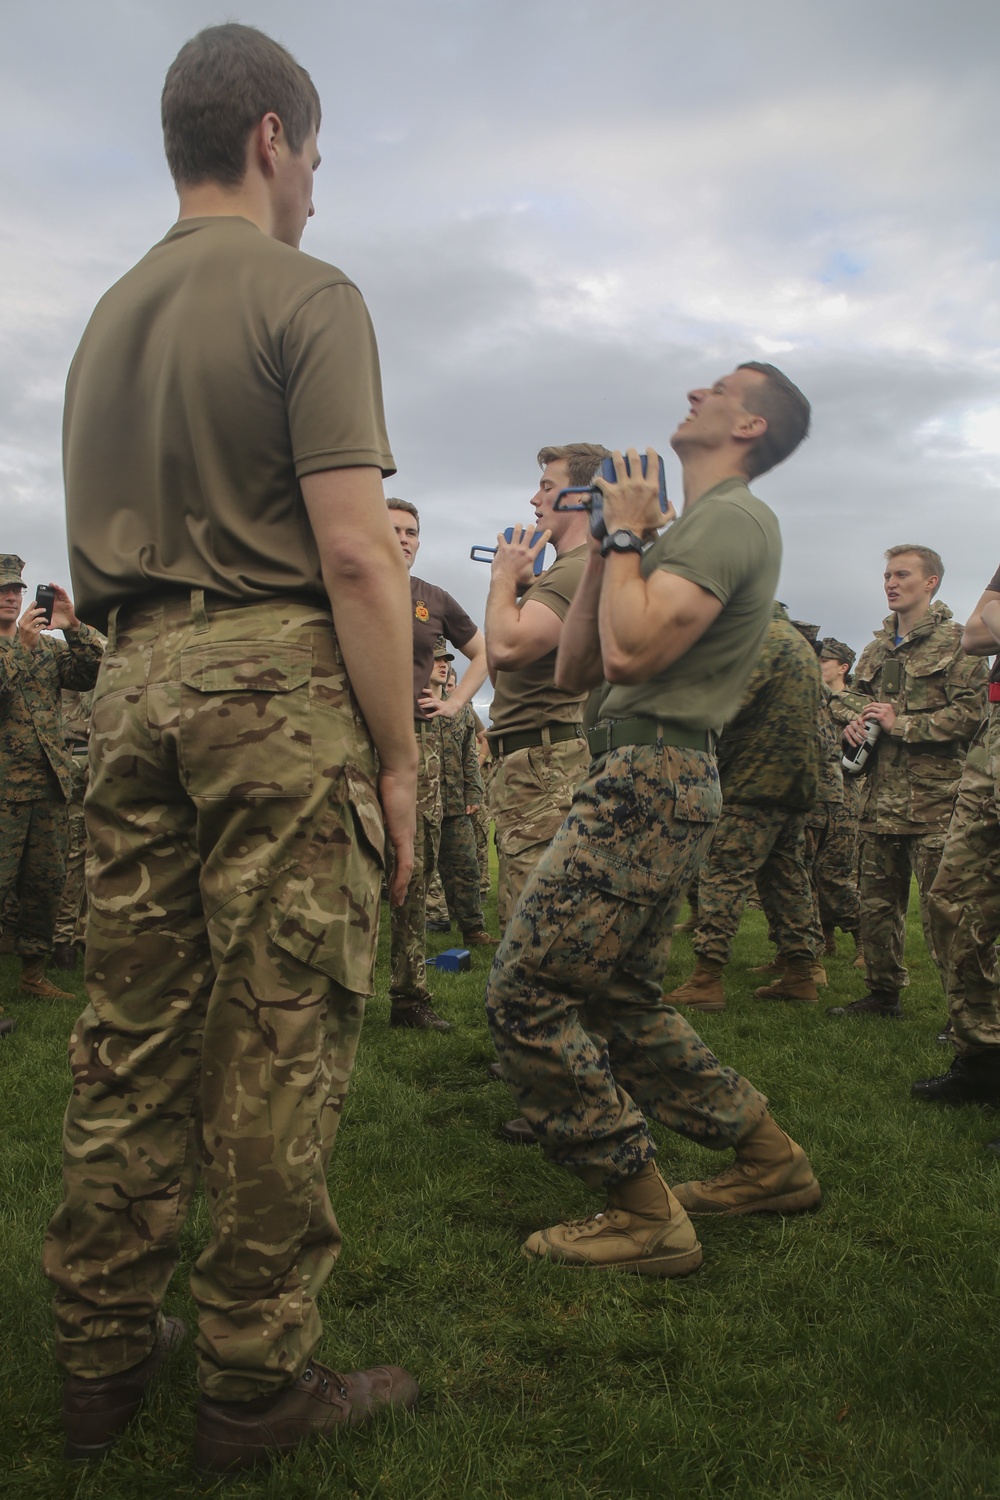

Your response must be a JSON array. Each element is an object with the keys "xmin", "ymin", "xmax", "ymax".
[
  {"xmin": 0, "ymin": 626, "xmax": 103, "ymax": 801},
  {"xmin": 849, "ymin": 601, "xmax": 988, "ymax": 833},
  {"xmin": 716, "ymin": 603, "xmax": 821, "ymax": 811},
  {"xmin": 438, "ymin": 702, "xmax": 485, "ymax": 817},
  {"xmin": 807, "ymin": 683, "xmax": 845, "ymax": 821}
]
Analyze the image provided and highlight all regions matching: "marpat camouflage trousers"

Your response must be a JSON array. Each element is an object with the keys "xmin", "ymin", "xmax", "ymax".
[
  {"xmin": 488, "ymin": 736, "xmax": 590, "ymax": 927},
  {"xmin": 928, "ymin": 711, "xmax": 1000, "ymax": 1051},
  {"xmin": 437, "ymin": 813, "xmax": 485, "ymax": 933},
  {"xmin": 53, "ymin": 751, "xmax": 89, "ymax": 945},
  {"xmin": 0, "ymin": 790, "xmax": 68, "ymax": 957},
  {"xmin": 804, "ymin": 799, "xmax": 860, "ymax": 939},
  {"xmin": 486, "ymin": 744, "xmax": 767, "ymax": 1190},
  {"xmin": 693, "ymin": 804, "xmax": 819, "ymax": 966},
  {"xmin": 858, "ymin": 828, "xmax": 946, "ymax": 996},
  {"xmin": 42, "ymin": 594, "xmax": 384, "ymax": 1400}
]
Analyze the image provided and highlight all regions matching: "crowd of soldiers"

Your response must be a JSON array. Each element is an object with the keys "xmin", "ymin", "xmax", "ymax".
[{"xmin": 2, "ymin": 19, "xmax": 999, "ymax": 1476}]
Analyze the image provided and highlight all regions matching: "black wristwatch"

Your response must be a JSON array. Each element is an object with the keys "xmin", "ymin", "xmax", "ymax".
[{"xmin": 600, "ymin": 528, "xmax": 644, "ymax": 558}]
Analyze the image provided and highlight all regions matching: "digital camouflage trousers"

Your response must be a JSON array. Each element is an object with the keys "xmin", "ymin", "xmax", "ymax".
[
  {"xmin": 486, "ymin": 743, "xmax": 767, "ymax": 1191},
  {"xmin": 693, "ymin": 803, "xmax": 819, "ymax": 967},
  {"xmin": 0, "ymin": 790, "xmax": 68, "ymax": 958}
]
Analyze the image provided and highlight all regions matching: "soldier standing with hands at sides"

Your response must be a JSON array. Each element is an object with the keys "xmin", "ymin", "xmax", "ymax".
[
  {"xmin": 43, "ymin": 24, "xmax": 420, "ymax": 1473},
  {"xmin": 913, "ymin": 566, "xmax": 1000, "ymax": 1131},
  {"xmin": 486, "ymin": 364, "xmax": 821, "ymax": 1276}
]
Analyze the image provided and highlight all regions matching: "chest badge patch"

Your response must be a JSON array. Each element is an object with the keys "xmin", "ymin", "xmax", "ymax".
[{"xmin": 415, "ymin": 601, "xmax": 429, "ymax": 622}]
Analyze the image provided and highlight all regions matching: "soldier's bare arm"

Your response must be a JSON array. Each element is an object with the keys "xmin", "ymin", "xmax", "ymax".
[
  {"xmin": 485, "ymin": 527, "xmax": 561, "ymax": 672},
  {"xmin": 302, "ymin": 466, "xmax": 418, "ymax": 905},
  {"xmin": 982, "ymin": 597, "xmax": 1000, "ymax": 647},
  {"xmin": 963, "ymin": 585, "xmax": 1000, "ymax": 653},
  {"xmin": 420, "ymin": 630, "xmax": 488, "ymax": 720}
]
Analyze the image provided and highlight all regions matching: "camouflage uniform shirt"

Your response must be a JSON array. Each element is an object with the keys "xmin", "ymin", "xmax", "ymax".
[
  {"xmin": 0, "ymin": 628, "xmax": 103, "ymax": 801},
  {"xmin": 852, "ymin": 601, "xmax": 989, "ymax": 834}
]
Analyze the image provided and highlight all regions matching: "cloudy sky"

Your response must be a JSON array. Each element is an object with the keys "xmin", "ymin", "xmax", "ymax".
[{"xmin": 4, "ymin": 0, "xmax": 998, "ymax": 702}]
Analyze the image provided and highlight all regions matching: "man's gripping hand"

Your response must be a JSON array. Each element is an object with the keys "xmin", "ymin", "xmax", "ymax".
[{"xmin": 594, "ymin": 448, "xmax": 675, "ymax": 542}]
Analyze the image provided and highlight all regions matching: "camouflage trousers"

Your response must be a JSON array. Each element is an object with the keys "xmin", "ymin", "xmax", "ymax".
[
  {"xmin": 858, "ymin": 828, "xmax": 946, "ymax": 996},
  {"xmin": 804, "ymin": 799, "xmax": 860, "ymax": 939},
  {"xmin": 473, "ymin": 803, "xmax": 491, "ymax": 897},
  {"xmin": 0, "ymin": 790, "xmax": 68, "ymax": 958},
  {"xmin": 694, "ymin": 804, "xmax": 819, "ymax": 966},
  {"xmin": 53, "ymin": 752, "xmax": 89, "ymax": 946},
  {"xmin": 437, "ymin": 814, "xmax": 485, "ymax": 933},
  {"xmin": 486, "ymin": 744, "xmax": 767, "ymax": 1191},
  {"xmin": 42, "ymin": 593, "xmax": 384, "ymax": 1401},
  {"xmin": 389, "ymin": 724, "xmax": 441, "ymax": 1006},
  {"xmin": 488, "ymin": 735, "xmax": 590, "ymax": 928},
  {"xmin": 928, "ymin": 711, "xmax": 1000, "ymax": 1052}
]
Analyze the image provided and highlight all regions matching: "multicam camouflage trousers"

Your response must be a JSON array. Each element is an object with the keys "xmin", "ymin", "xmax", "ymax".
[
  {"xmin": 694, "ymin": 804, "xmax": 819, "ymax": 967},
  {"xmin": 488, "ymin": 736, "xmax": 590, "ymax": 928},
  {"xmin": 804, "ymin": 798, "xmax": 860, "ymax": 940},
  {"xmin": 0, "ymin": 790, "xmax": 68, "ymax": 958},
  {"xmin": 486, "ymin": 744, "xmax": 767, "ymax": 1191},
  {"xmin": 928, "ymin": 711, "xmax": 1000, "ymax": 1052},
  {"xmin": 53, "ymin": 751, "xmax": 89, "ymax": 946},
  {"xmin": 858, "ymin": 828, "xmax": 946, "ymax": 997},
  {"xmin": 42, "ymin": 593, "xmax": 384, "ymax": 1401},
  {"xmin": 389, "ymin": 724, "xmax": 441, "ymax": 1006}
]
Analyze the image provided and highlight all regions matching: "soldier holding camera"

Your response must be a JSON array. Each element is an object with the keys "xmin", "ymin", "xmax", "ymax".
[{"xmin": 0, "ymin": 553, "xmax": 102, "ymax": 1000}]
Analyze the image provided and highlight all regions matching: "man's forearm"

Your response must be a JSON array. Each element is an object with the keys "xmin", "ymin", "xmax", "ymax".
[
  {"xmin": 449, "ymin": 638, "xmax": 488, "ymax": 710},
  {"xmin": 555, "ymin": 552, "xmax": 604, "ymax": 692},
  {"xmin": 484, "ymin": 577, "xmax": 521, "ymax": 672},
  {"xmin": 982, "ymin": 598, "xmax": 1000, "ymax": 648},
  {"xmin": 961, "ymin": 589, "xmax": 1000, "ymax": 654}
]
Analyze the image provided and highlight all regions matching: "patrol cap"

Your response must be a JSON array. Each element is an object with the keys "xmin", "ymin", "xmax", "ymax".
[
  {"xmin": 819, "ymin": 636, "xmax": 856, "ymax": 669},
  {"xmin": 433, "ymin": 635, "xmax": 454, "ymax": 662},
  {"xmin": 790, "ymin": 619, "xmax": 820, "ymax": 643},
  {"xmin": 0, "ymin": 554, "xmax": 27, "ymax": 589}
]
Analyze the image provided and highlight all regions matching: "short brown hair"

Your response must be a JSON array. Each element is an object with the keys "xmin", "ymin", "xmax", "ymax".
[
  {"xmin": 537, "ymin": 443, "xmax": 611, "ymax": 488},
  {"xmin": 885, "ymin": 545, "xmax": 944, "ymax": 595},
  {"xmin": 387, "ymin": 498, "xmax": 420, "ymax": 531},
  {"xmin": 735, "ymin": 363, "xmax": 811, "ymax": 479},
  {"xmin": 162, "ymin": 24, "xmax": 321, "ymax": 188}
]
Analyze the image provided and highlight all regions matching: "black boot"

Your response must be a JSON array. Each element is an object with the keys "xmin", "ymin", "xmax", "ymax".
[{"xmin": 911, "ymin": 1052, "xmax": 1000, "ymax": 1106}]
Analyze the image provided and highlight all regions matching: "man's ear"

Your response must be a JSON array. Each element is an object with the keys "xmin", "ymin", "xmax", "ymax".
[
  {"xmin": 251, "ymin": 112, "xmax": 283, "ymax": 178},
  {"xmin": 733, "ymin": 412, "xmax": 767, "ymax": 442}
]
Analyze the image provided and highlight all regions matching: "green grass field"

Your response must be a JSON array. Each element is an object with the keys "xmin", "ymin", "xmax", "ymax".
[{"xmin": 2, "ymin": 876, "xmax": 999, "ymax": 1499}]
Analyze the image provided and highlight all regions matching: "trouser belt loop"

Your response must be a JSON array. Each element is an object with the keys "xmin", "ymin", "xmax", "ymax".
[
  {"xmin": 106, "ymin": 604, "xmax": 120, "ymax": 654},
  {"xmin": 191, "ymin": 588, "xmax": 209, "ymax": 634}
]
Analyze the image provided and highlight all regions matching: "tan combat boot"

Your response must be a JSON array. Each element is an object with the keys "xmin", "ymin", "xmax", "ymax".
[
  {"xmin": 672, "ymin": 1114, "xmax": 821, "ymax": 1217},
  {"xmin": 522, "ymin": 1161, "xmax": 703, "ymax": 1277},
  {"xmin": 20, "ymin": 958, "xmax": 74, "ymax": 1001},
  {"xmin": 666, "ymin": 959, "xmax": 726, "ymax": 1012},
  {"xmin": 822, "ymin": 926, "xmax": 838, "ymax": 957},
  {"xmin": 753, "ymin": 960, "xmax": 819, "ymax": 1004},
  {"xmin": 852, "ymin": 940, "xmax": 866, "ymax": 971}
]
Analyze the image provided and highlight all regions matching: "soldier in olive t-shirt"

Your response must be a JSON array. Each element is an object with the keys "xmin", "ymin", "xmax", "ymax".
[{"xmin": 486, "ymin": 365, "xmax": 821, "ymax": 1277}]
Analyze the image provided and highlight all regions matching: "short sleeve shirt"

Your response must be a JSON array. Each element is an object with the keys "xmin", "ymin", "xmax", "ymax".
[
  {"xmin": 64, "ymin": 216, "xmax": 395, "ymax": 631},
  {"xmin": 488, "ymin": 545, "xmax": 589, "ymax": 734},
  {"xmin": 600, "ymin": 478, "xmax": 782, "ymax": 732},
  {"xmin": 410, "ymin": 577, "xmax": 478, "ymax": 719}
]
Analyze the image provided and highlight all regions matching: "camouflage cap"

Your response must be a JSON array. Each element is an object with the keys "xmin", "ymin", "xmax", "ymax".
[
  {"xmin": 790, "ymin": 619, "xmax": 820, "ymax": 643},
  {"xmin": 819, "ymin": 636, "xmax": 856, "ymax": 668},
  {"xmin": 433, "ymin": 634, "xmax": 454, "ymax": 662},
  {"xmin": 0, "ymin": 554, "xmax": 26, "ymax": 589}
]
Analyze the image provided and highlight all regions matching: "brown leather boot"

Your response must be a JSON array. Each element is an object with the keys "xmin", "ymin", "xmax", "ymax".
[
  {"xmin": 462, "ymin": 928, "xmax": 499, "ymax": 947},
  {"xmin": 666, "ymin": 959, "xmax": 726, "ymax": 1012},
  {"xmin": 20, "ymin": 958, "xmax": 74, "ymax": 1001},
  {"xmin": 753, "ymin": 960, "xmax": 819, "ymax": 1004},
  {"xmin": 522, "ymin": 1161, "xmax": 703, "ymax": 1277},
  {"xmin": 672, "ymin": 1115, "xmax": 821, "ymax": 1217},
  {"xmin": 822, "ymin": 927, "xmax": 837, "ymax": 957},
  {"xmin": 852, "ymin": 941, "xmax": 865, "ymax": 970},
  {"xmin": 195, "ymin": 1360, "xmax": 419, "ymax": 1472},
  {"xmin": 62, "ymin": 1316, "xmax": 186, "ymax": 1461}
]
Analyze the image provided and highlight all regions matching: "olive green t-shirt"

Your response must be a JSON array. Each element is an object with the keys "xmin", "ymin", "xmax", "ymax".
[
  {"xmin": 488, "ymin": 545, "xmax": 588, "ymax": 735},
  {"xmin": 600, "ymin": 479, "xmax": 781, "ymax": 732},
  {"xmin": 64, "ymin": 216, "xmax": 395, "ymax": 632}
]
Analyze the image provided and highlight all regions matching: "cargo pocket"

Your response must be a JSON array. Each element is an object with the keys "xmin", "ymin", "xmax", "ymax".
[
  {"xmin": 179, "ymin": 642, "xmax": 313, "ymax": 799},
  {"xmin": 269, "ymin": 762, "xmax": 386, "ymax": 993}
]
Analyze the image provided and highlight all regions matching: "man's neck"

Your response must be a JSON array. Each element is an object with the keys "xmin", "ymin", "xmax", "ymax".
[
  {"xmin": 428, "ymin": 681, "xmax": 445, "ymax": 701},
  {"xmin": 0, "ymin": 621, "xmax": 17, "ymax": 641},
  {"xmin": 176, "ymin": 181, "xmax": 274, "ymax": 238},
  {"xmin": 553, "ymin": 515, "xmax": 591, "ymax": 557},
  {"xmin": 680, "ymin": 454, "xmax": 748, "ymax": 510},
  {"xmin": 894, "ymin": 599, "xmax": 932, "ymax": 637}
]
